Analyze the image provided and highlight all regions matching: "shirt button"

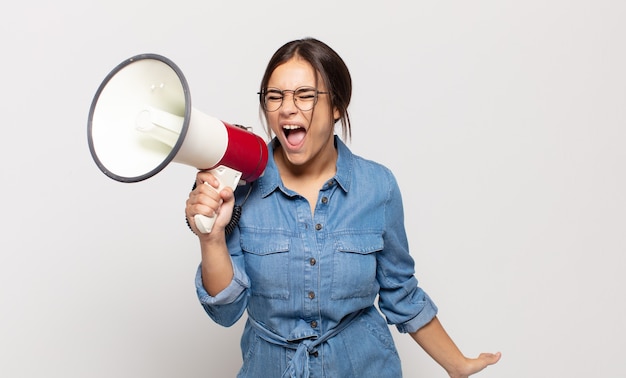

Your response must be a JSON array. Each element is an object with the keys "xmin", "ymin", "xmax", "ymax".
[
  {"xmin": 310, "ymin": 320, "xmax": 318, "ymax": 328},
  {"xmin": 315, "ymin": 223, "xmax": 322, "ymax": 231},
  {"xmin": 311, "ymin": 351, "xmax": 319, "ymax": 357},
  {"xmin": 308, "ymin": 291, "xmax": 315, "ymax": 299},
  {"xmin": 309, "ymin": 258, "xmax": 316, "ymax": 266},
  {"xmin": 321, "ymin": 196, "xmax": 328, "ymax": 204}
]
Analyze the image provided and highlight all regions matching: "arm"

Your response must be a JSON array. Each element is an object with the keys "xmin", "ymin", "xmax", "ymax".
[
  {"xmin": 198, "ymin": 229, "xmax": 234, "ymax": 296},
  {"xmin": 186, "ymin": 171, "xmax": 235, "ymax": 296},
  {"xmin": 410, "ymin": 316, "xmax": 501, "ymax": 378},
  {"xmin": 371, "ymin": 167, "xmax": 500, "ymax": 376}
]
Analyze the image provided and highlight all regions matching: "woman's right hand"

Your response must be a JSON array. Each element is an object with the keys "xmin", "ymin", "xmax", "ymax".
[{"xmin": 185, "ymin": 170, "xmax": 235, "ymax": 237}]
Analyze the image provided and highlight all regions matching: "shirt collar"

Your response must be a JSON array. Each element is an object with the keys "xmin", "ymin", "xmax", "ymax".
[{"xmin": 257, "ymin": 135, "xmax": 353, "ymax": 197}]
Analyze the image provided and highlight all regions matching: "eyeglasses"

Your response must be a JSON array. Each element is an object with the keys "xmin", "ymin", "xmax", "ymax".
[{"xmin": 258, "ymin": 86, "xmax": 329, "ymax": 112}]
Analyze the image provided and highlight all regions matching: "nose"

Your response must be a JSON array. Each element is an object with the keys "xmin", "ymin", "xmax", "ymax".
[{"xmin": 279, "ymin": 91, "xmax": 298, "ymax": 114}]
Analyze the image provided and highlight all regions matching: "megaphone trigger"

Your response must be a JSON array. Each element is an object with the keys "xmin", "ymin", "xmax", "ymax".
[{"xmin": 194, "ymin": 166, "xmax": 242, "ymax": 234}]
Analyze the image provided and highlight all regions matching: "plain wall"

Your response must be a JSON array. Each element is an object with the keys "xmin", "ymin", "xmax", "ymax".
[{"xmin": 1, "ymin": 1, "xmax": 625, "ymax": 377}]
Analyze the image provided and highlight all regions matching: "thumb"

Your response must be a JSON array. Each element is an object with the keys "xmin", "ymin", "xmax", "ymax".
[
  {"xmin": 479, "ymin": 351, "xmax": 501, "ymax": 366},
  {"xmin": 212, "ymin": 187, "xmax": 236, "ymax": 228}
]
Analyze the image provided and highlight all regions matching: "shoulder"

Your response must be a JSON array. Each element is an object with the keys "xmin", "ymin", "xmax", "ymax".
[
  {"xmin": 352, "ymin": 153, "xmax": 393, "ymax": 174},
  {"xmin": 350, "ymin": 151, "xmax": 399, "ymax": 187},
  {"xmin": 341, "ymin": 149, "xmax": 402, "ymax": 204},
  {"xmin": 336, "ymin": 137, "xmax": 397, "ymax": 183}
]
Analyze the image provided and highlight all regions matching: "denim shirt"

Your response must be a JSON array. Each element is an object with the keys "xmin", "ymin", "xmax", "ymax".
[{"xmin": 196, "ymin": 136, "xmax": 438, "ymax": 377}]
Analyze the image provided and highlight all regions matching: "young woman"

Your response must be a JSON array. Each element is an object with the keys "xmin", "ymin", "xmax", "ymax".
[{"xmin": 185, "ymin": 37, "xmax": 501, "ymax": 378}]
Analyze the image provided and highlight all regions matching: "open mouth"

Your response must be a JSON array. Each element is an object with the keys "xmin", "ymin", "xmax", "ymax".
[{"xmin": 283, "ymin": 125, "xmax": 307, "ymax": 146}]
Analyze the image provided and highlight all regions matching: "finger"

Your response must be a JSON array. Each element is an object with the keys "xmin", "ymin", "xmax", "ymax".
[
  {"xmin": 186, "ymin": 197, "xmax": 212, "ymax": 219},
  {"xmin": 188, "ymin": 186, "xmax": 223, "ymax": 215},
  {"xmin": 218, "ymin": 186, "xmax": 235, "ymax": 202},
  {"xmin": 196, "ymin": 171, "xmax": 219, "ymax": 188}
]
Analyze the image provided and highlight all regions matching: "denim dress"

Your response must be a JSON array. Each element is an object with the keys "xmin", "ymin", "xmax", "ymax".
[{"xmin": 196, "ymin": 136, "xmax": 438, "ymax": 378}]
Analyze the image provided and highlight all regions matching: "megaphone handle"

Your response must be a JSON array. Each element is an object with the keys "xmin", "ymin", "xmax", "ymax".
[{"xmin": 194, "ymin": 166, "xmax": 243, "ymax": 234}]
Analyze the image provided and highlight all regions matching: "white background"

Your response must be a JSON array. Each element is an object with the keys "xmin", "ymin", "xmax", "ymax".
[{"xmin": 1, "ymin": 1, "xmax": 625, "ymax": 377}]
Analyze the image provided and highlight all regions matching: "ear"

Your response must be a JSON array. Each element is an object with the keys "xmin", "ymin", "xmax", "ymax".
[{"xmin": 333, "ymin": 107, "xmax": 341, "ymax": 122}]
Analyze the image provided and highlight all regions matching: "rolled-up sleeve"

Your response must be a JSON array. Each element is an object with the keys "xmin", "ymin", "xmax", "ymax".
[
  {"xmin": 195, "ymin": 258, "xmax": 249, "ymax": 327},
  {"xmin": 394, "ymin": 292, "xmax": 438, "ymax": 334},
  {"xmin": 376, "ymin": 169, "xmax": 438, "ymax": 334}
]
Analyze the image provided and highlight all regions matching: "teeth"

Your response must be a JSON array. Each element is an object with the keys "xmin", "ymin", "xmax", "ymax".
[{"xmin": 283, "ymin": 125, "xmax": 301, "ymax": 130}]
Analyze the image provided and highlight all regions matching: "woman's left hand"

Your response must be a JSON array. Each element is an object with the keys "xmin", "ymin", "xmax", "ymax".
[{"xmin": 449, "ymin": 352, "xmax": 502, "ymax": 378}]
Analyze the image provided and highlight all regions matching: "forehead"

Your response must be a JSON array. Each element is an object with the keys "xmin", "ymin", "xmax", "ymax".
[{"xmin": 267, "ymin": 57, "xmax": 321, "ymax": 89}]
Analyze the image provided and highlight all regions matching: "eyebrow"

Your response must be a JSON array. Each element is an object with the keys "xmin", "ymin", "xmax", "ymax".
[{"xmin": 265, "ymin": 86, "xmax": 317, "ymax": 92}]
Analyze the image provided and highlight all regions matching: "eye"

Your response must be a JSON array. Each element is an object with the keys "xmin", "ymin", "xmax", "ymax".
[
  {"xmin": 295, "ymin": 88, "xmax": 316, "ymax": 100},
  {"xmin": 265, "ymin": 90, "xmax": 283, "ymax": 102}
]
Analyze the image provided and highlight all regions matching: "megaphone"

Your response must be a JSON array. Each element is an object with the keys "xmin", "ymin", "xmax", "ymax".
[{"xmin": 87, "ymin": 53, "xmax": 268, "ymax": 234}]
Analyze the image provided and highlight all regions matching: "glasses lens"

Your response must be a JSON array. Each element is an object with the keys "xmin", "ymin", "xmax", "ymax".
[
  {"xmin": 293, "ymin": 88, "xmax": 318, "ymax": 111},
  {"xmin": 263, "ymin": 89, "xmax": 283, "ymax": 112}
]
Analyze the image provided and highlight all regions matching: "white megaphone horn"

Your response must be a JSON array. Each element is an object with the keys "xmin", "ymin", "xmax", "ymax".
[{"xmin": 87, "ymin": 53, "xmax": 268, "ymax": 234}]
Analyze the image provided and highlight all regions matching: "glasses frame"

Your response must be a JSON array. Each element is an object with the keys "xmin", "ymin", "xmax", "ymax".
[{"xmin": 258, "ymin": 86, "xmax": 330, "ymax": 112}]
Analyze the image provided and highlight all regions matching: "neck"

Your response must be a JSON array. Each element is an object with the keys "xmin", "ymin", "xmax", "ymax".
[{"xmin": 274, "ymin": 140, "xmax": 337, "ymax": 185}]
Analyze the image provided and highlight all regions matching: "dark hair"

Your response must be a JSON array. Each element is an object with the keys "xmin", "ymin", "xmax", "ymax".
[{"xmin": 259, "ymin": 37, "xmax": 352, "ymax": 141}]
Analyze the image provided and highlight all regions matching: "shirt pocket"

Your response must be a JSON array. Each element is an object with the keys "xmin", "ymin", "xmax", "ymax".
[
  {"xmin": 331, "ymin": 233, "xmax": 383, "ymax": 300},
  {"xmin": 241, "ymin": 232, "xmax": 291, "ymax": 300}
]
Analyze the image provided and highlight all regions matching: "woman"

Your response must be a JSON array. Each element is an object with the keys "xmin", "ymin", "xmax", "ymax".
[{"xmin": 185, "ymin": 37, "xmax": 500, "ymax": 377}]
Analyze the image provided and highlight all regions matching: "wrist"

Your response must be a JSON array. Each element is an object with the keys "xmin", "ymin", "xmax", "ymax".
[{"xmin": 446, "ymin": 358, "xmax": 469, "ymax": 378}]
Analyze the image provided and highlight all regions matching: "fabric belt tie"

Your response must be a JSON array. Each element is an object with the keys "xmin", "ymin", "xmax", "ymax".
[{"xmin": 248, "ymin": 308, "xmax": 365, "ymax": 378}]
